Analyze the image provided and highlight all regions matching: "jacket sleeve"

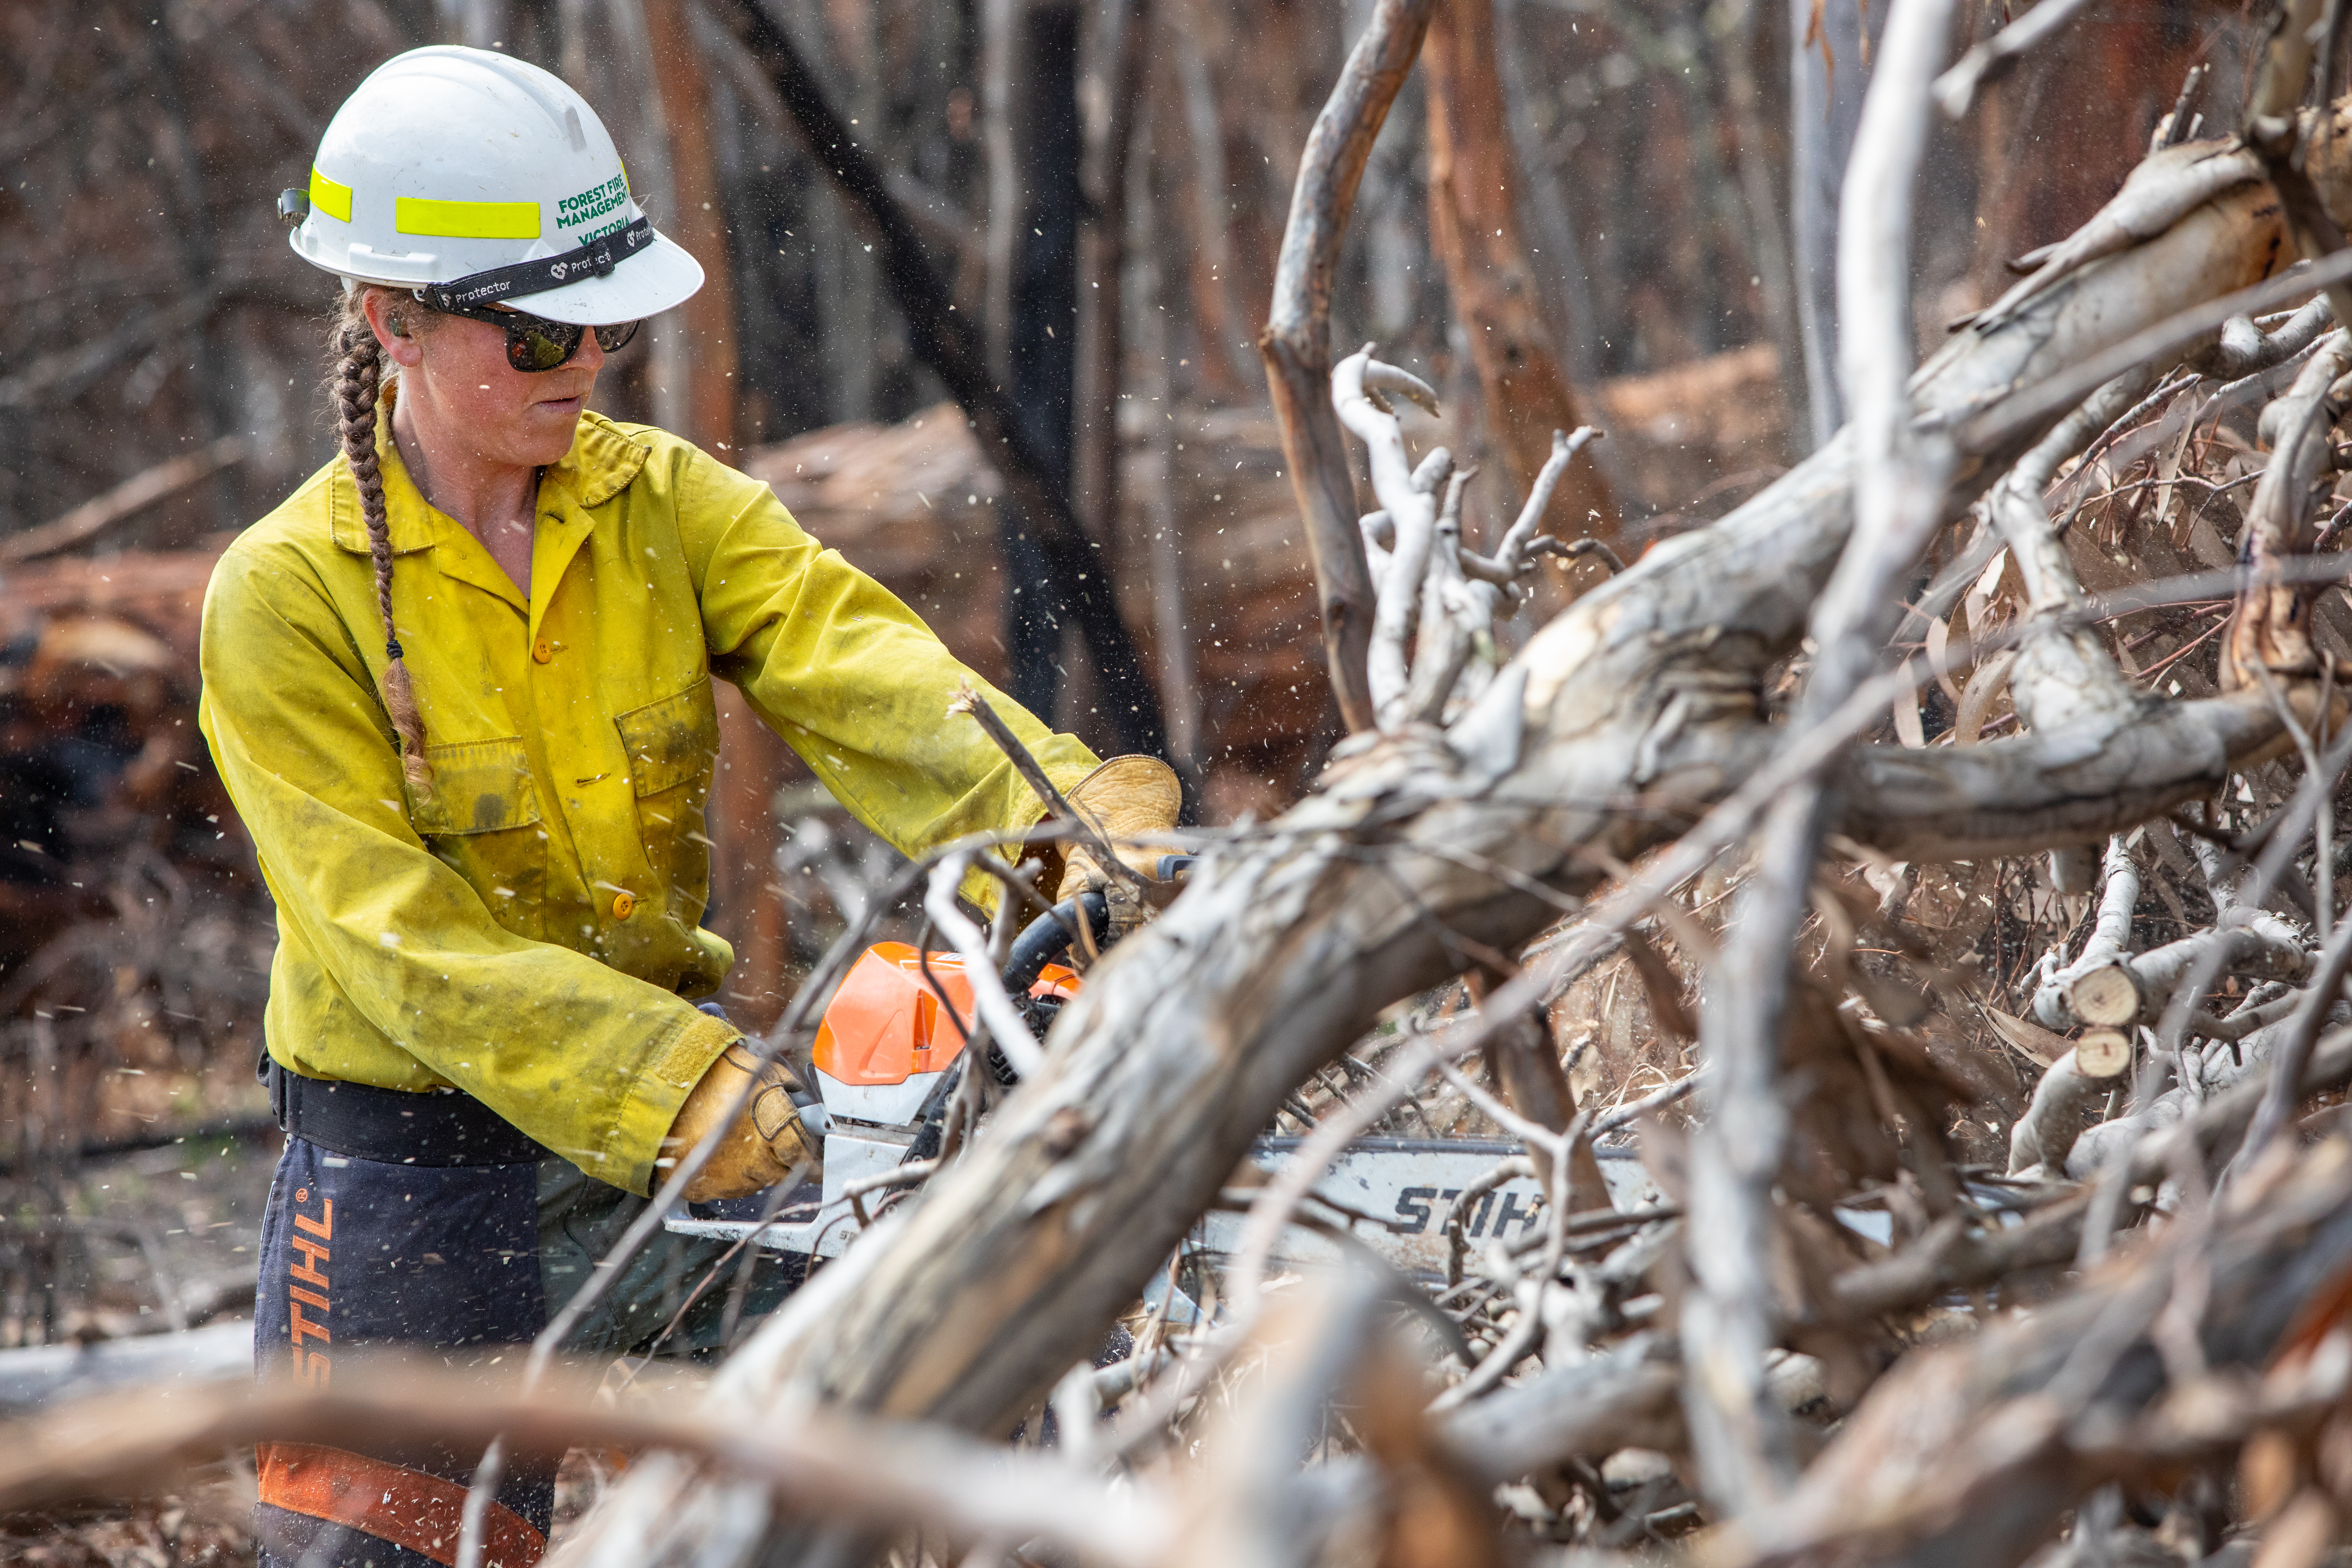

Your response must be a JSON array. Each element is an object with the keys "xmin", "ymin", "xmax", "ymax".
[
  {"xmin": 676, "ymin": 446, "xmax": 1100, "ymax": 892},
  {"xmin": 197, "ymin": 542, "xmax": 737, "ymax": 1195}
]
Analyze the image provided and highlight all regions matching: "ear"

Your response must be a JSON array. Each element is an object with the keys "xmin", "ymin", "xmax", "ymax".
[{"xmin": 359, "ymin": 288, "xmax": 426, "ymax": 369}]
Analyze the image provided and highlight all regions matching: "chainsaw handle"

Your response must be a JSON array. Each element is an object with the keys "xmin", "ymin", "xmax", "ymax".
[{"xmin": 1001, "ymin": 890, "xmax": 1112, "ymax": 993}]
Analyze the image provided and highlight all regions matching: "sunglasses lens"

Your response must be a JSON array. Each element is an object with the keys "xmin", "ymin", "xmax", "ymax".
[
  {"xmin": 507, "ymin": 322, "xmax": 582, "ymax": 373},
  {"xmin": 594, "ymin": 320, "xmax": 640, "ymax": 354}
]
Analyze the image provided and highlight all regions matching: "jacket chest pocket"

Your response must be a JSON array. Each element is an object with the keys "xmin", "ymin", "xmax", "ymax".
[
  {"xmin": 614, "ymin": 680, "xmax": 720, "ymax": 916},
  {"xmin": 403, "ymin": 738, "xmax": 548, "ymax": 939}
]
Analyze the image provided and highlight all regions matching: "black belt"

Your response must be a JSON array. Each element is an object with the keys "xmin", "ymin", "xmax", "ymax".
[{"xmin": 267, "ymin": 1060, "xmax": 548, "ymax": 1168}]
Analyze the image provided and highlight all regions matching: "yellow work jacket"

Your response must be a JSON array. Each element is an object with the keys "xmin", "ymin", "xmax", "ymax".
[{"xmin": 198, "ymin": 397, "xmax": 1095, "ymax": 1195}]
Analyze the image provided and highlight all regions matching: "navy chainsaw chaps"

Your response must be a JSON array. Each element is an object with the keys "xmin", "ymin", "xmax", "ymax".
[{"xmin": 251, "ymin": 1137, "xmax": 553, "ymax": 1568}]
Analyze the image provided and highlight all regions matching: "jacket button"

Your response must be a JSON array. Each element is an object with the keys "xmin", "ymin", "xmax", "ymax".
[
  {"xmin": 532, "ymin": 639, "xmax": 555, "ymax": 664},
  {"xmin": 611, "ymin": 890, "xmax": 636, "ymax": 920}
]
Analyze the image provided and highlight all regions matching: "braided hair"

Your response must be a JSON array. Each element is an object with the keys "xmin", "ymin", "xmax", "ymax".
[{"xmin": 331, "ymin": 286, "xmax": 434, "ymax": 799}]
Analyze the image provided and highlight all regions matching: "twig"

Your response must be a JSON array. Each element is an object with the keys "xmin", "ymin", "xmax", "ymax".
[
  {"xmin": 1434, "ymin": 1110, "xmax": 1589, "ymax": 1409},
  {"xmin": 924, "ymin": 852, "xmax": 1045, "ymax": 1080},
  {"xmin": 1462, "ymin": 426, "xmax": 1603, "ymax": 584},
  {"xmin": 1433, "ymin": 1057, "xmax": 1565, "ymax": 1160},
  {"xmin": 1930, "ymin": 0, "xmax": 2099, "ymax": 118},
  {"xmin": 2255, "ymin": 663, "xmax": 2334, "ymax": 941},
  {"xmin": 1559, "ymin": 538, "xmax": 1627, "ymax": 575},
  {"xmin": 615, "ymin": 1178, "xmax": 802, "ymax": 1386},
  {"xmin": 1592, "ymin": 1070, "xmax": 1705, "ymax": 1134},
  {"xmin": 846, "ymin": 1158, "xmax": 942, "ymax": 1228},
  {"xmin": 2150, "ymin": 719, "xmax": 2352, "ymax": 1059},
  {"xmin": 2231, "ymin": 912, "xmax": 2352, "ymax": 1178},
  {"xmin": 1959, "ymin": 251, "xmax": 2352, "ymax": 458},
  {"xmin": 949, "ymin": 681, "xmax": 1147, "ymax": 893},
  {"xmin": 1436, "ymin": 1154, "xmax": 1536, "ymax": 1288}
]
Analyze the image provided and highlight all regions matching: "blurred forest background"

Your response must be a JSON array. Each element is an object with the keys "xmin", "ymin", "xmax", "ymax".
[{"xmin": 0, "ymin": 0, "xmax": 2259, "ymax": 1386}]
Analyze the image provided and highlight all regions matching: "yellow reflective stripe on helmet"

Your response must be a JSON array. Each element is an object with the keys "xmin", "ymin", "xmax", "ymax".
[
  {"xmin": 394, "ymin": 196, "xmax": 541, "ymax": 240},
  {"xmin": 308, "ymin": 168, "xmax": 352, "ymax": 223}
]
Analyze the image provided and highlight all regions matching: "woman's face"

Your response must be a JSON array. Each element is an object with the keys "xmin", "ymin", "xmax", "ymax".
[{"xmin": 362, "ymin": 289, "xmax": 605, "ymax": 471}]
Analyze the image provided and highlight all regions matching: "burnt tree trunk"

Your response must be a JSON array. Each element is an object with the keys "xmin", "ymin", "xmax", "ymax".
[
  {"xmin": 706, "ymin": 685, "xmax": 791, "ymax": 1031},
  {"xmin": 1421, "ymin": 0, "xmax": 1616, "ymax": 549},
  {"xmin": 1003, "ymin": 0, "xmax": 1166, "ymax": 757},
  {"xmin": 1002, "ymin": 0, "xmax": 1085, "ymax": 726},
  {"xmin": 644, "ymin": 0, "xmax": 739, "ymax": 450},
  {"xmin": 1072, "ymin": 0, "xmax": 1150, "ymax": 548},
  {"xmin": 712, "ymin": 0, "xmax": 1167, "ymax": 759}
]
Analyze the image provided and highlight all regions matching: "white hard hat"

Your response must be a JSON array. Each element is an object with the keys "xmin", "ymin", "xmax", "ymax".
[{"xmin": 283, "ymin": 46, "xmax": 702, "ymax": 325}]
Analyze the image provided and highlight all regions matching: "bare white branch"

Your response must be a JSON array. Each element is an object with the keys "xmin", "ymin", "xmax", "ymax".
[{"xmin": 924, "ymin": 851, "xmax": 1044, "ymax": 1079}]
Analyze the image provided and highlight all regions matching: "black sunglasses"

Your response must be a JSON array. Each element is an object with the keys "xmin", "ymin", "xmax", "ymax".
[{"xmin": 426, "ymin": 299, "xmax": 640, "ymax": 373}]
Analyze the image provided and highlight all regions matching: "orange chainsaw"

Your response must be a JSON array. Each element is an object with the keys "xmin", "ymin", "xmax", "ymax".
[
  {"xmin": 669, "ymin": 872, "xmax": 1603, "ymax": 1283},
  {"xmin": 808, "ymin": 889, "xmax": 1104, "ymax": 1124}
]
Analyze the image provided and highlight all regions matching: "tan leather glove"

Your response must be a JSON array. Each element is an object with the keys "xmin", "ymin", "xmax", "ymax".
[
  {"xmin": 664, "ymin": 1042, "xmax": 821, "ymax": 1202},
  {"xmin": 1052, "ymin": 755, "xmax": 1183, "ymax": 937}
]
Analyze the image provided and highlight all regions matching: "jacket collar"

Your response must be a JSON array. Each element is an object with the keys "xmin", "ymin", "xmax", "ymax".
[
  {"xmin": 546, "ymin": 411, "xmax": 651, "ymax": 509},
  {"xmin": 328, "ymin": 385, "xmax": 651, "ymax": 556}
]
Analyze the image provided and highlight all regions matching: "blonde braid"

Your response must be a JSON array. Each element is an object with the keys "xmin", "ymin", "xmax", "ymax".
[{"xmin": 332, "ymin": 300, "xmax": 434, "ymax": 799}]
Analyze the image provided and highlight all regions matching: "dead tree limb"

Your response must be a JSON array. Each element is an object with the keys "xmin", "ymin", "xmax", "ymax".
[
  {"xmin": 529, "ymin": 18, "xmax": 2352, "ymax": 1561},
  {"xmin": 1856, "ymin": 1021, "xmax": 2352, "ymax": 1317},
  {"xmin": 2032, "ymin": 837, "xmax": 2141, "ymax": 1027},
  {"xmin": 1930, "ymin": 0, "xmax": 2100, "ymax": 118},
  {"xmin": 1683, "ymin": 0, "xmax": 1958, "ymax": 1516},
  {"xmin": 1261, "ymin": 0, "xmax": 1437, "ymax": 734},
  {"xmin": 0, "ymin": 1365, "xmax": 1169, "ymax": 1568},
  {"xmin": 2229, "ymin": 328, "xmax": 2352, "ymax": 680}
]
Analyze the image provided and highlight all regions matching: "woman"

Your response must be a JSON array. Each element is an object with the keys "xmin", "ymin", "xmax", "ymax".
[{"xmin": 200, "ymin": 45, "xmax": 1177, "ymax": 1566}]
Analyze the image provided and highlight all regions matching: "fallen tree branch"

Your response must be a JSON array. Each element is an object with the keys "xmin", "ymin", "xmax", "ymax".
[
  {"xmin": 0, "ymin": 1367, "xmax": 1170, "ymax": 1568},
  {"xmin": 1740, "ymin": 1129, "xmax": 2352, "ymax": 1568},
  {"xmin": 558, "ymin": 23, "xmax": 2334, "ymax": 1567},
  {"xmin": 2032, "ymin": 837, "xmax": 2142, "ymax": 1028},
  {"xmin": 1961, "ymin": 246, "xmax": 2352, "ymax": 458},
  {"xmin": 1844, "ymin": 1020, "xmax": 2352, "ymax": 1319},
  {"xmin": 0, "ymin": 437, "xmax": 246, "ymax": 566}
]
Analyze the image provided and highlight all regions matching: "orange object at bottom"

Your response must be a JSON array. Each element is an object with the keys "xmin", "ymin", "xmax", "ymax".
[
  {"xmin": 813, "ymin": 943, "xmax": 1081, "ymax": 1088},
  {"xmin": 257, "ymin": 1441, "xmax": 546, "ymax": 1567}
]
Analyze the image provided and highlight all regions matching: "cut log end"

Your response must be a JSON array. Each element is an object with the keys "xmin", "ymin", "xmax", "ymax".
[
  {"xmin": 2069, "ymin": 965, "xmax": 2144, "ymax": 1027},
  {"xmin": 2076, "ymin": 1027, "xmax": 2135, "ymax": 1079}
]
